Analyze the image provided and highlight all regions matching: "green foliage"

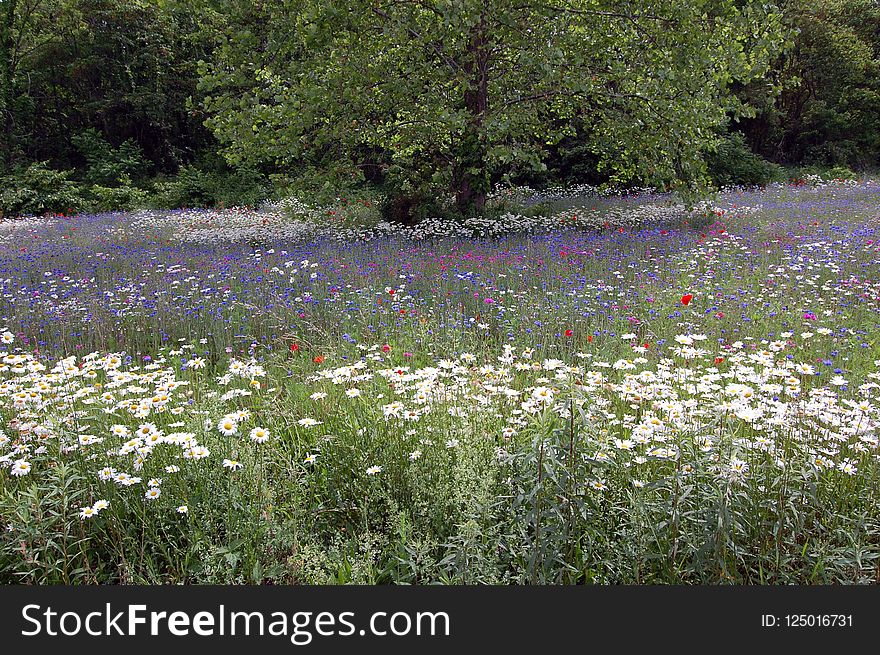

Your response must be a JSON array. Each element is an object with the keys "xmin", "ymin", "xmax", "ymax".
[
  {"xmin": 706, "ymin": 132, "xmax": 786, "ymax": 187},
  {"xmin": 826, "ymin": 165, "xmax": 859, "ymax": 180},
  {"xmin": 0, "ymin": 462, "xmax": 93, "ymax": 584},
  {"xmin": 151, "ymin": 164, "xmax": 269, "ymax": 209},
  {"xmin": 1, "ymin": 1, "xmax": 875, "ymax": 214},
  {"xmin": 151, "ymin": 166, "xmax": 216, "ymax": 209},
  {"xmin": 72, "ymin": 129, "xmax": 147, "ymax": 186},
  {"xmin": 200, "ymin": 0, "xmax": 786, "ymax": 212},
  {"xmin": 4, "ymin": 0, "xmax": 215, "ymax": 174},
  {"xmin": 0, "ymin": 161, "xmax": 85, "ymax": 216},
  {"xmin": 87, "ymin": 176, "xmax": 150, "ymax": 212},
  {"xmin": 738, "ymin": 0, "xmax": 880, "ymax": 168}
]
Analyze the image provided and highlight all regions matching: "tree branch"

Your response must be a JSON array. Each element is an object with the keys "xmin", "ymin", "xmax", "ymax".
[{"xmin": 370, "ymin": 6, "xmax": 463, "ymax": 74}]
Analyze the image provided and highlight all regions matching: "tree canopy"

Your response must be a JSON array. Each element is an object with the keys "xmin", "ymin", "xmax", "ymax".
[
  {"xmin": 3, "ymin": 1, "xmax": 880, "ymax": 218},
  {"xmin": 738, "ymin": 0, "xmax": 880, "ymax": 168},
  {"xmin": 199, "ymin": 0, "xmax": 786, "ymax": 212}
]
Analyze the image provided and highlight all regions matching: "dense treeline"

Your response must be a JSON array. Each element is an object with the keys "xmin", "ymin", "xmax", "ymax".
[
  {"xmin": 739, "ymin": 0, "xmax": 880, "ymax": 169},
  {"xmin": 0, "ymin": 0, "xmax": 878, "ymax": 217}
]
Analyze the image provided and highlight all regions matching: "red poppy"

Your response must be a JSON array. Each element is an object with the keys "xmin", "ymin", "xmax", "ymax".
[
  {"xmin": 587, "ymin": 335, "xmax": 594, "ymax": 343},
  {"xmin": 564, "ymin": 329, "xmax": 573, "ymax": 337},
  {"xmin": 382, "ymin": 344, "xmax": 391, "ymax": 353},
  {"xmin": 313, "ymin": 355, "xmax": 324, "ymax": 364},
  {"xmin": 643, "ymin": 343, "xmax": 650, "ymax": 349},
  {"xmin": 714, "ymin": 357, "xmax": 725, "ymax": 365},
  {"xmin": 681, "ymin": 294, "xmax": 693, "ymax": 306},
  {"xmin": 290, "ymin": 343, "xmax": 300, "ymax": 353}
]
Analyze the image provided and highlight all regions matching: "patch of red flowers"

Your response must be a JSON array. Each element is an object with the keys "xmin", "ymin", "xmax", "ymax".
[{"xmin": 681, "ymin": 294, "xmax": 693, "ymax": 306}]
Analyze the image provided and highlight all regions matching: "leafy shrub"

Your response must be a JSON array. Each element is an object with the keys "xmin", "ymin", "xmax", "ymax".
[
  {"xmin": 87, "ymin": 175, "xmax": 150, "ymax": 211},
  {"xmin": 706, "ymin": 132, "xmax": 785, "ymax": 188},
  {"xmin": 151, "ymin": 165, "xmax": 215, "ymax": 208},
  {"xmin": 826, "ymin": 165, "xmax": 858, "ymax": 180},
  {"xmin": 212, "ymin": 167, "xmax": 270, "ymax": 208},
  {"xmin": 0, "ymin": 463, "xmax": 94, "ymax": 584},
  {"xmin": 71, "ymin": 129, "xmax": 147, "ymax": 186},
  {"xmin": 0, "ymin": 162, "xmax": 86, "ymax": 217},
  {"xmin": 151, "ymin": 165, "xmax": 269, "ymax": 209}
]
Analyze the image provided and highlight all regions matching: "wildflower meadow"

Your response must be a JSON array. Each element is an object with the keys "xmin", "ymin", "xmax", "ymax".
[{"xmin": 0, "ymin": 179, "xmax": 878, "ymax": 584}]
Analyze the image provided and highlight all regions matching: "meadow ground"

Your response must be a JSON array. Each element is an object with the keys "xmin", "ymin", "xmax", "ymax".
[{"xmin": 0, "ymin": 180, "xmax": 879, "ymax": 584}]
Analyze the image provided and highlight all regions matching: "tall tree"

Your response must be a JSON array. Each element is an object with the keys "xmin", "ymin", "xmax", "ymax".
[
  {"xmin": 3, "ymin": 0, "xmax": 216, "ymax": 174},
  {"xmin": 738, "ymin": 0, "xmax": 880, "ymax": 167},
  {"xmin": 0, "ymin": 0, "xmax": 58, "ymax": 169},
  {"xmin": 201, "ymin": 0, "xmax": 786, "ymax": 213}
]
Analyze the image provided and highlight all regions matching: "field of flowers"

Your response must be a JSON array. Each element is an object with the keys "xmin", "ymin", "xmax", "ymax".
[{"xmin": 1, "ymin": 179, "xmax": 879, "ymax": 584}]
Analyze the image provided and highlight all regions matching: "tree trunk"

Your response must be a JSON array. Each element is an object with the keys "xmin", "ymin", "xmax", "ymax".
[{"xmin": 453, "ymin": 12, "xmax": 489, "ymax": 215}]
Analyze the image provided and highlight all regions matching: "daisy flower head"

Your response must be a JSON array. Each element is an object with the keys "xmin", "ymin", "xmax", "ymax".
[
  {"xmin": 136, "ymin": 423, "xmax": 159, "ymax": 439},
  {"xmin": 728, "ymin": 457, "xmax": 750, "ymax": 479},
  {"xmin": 223, "ymin": 458, "xmax": 243, "ymax": 471},
  {"xmin": 217, "ymin": 417, "xmax": 238, "ymax": 436},
  {"xmin": 188, "ymin": 357, "xmax": 206, "ymax": 370},
  {"xmin": 366, "ymin": 465, "xmax": 382, "ymax": 476},
  {"xmin": 531, "ymin": 386, "xmax": 554, "ymax": 403},
  {"xmin": 249, "ymin": 426, "xmax": 270, "ymax": 443},
  {"xmin": 184, "ymin": 445, "xmax": 210, "ymax": 460}
]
